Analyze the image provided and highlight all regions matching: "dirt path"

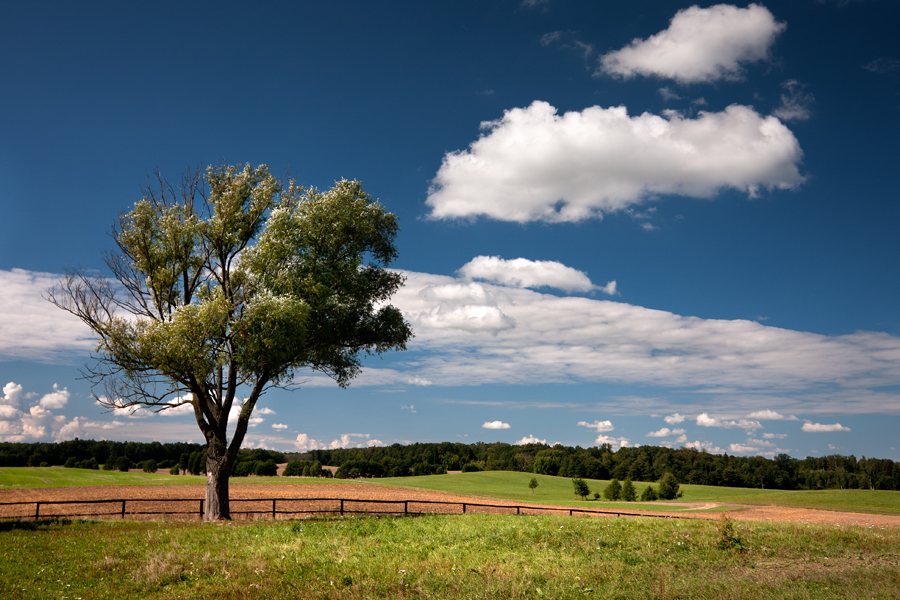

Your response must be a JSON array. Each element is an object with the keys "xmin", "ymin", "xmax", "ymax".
[{"xmin": 1, "ymin": 482, "xmax": 898, "ymax": 527}]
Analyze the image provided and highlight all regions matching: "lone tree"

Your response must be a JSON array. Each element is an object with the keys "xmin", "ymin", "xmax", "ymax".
[
  {"xmin": 572, "ymin": 477, "xmax": 590, "ymax": 500},
  {"xmin": 529, "ymin": 477, "xmax": 538, "ymax": 495},
  {"xmin": 48, "ymin": 164, "xmax": 412, "ymax": 521}
]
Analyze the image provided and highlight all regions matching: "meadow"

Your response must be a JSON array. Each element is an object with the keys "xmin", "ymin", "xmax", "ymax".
[{"xmin": 2, "ymin": 512, "xmax": 899, "ymax": 599}]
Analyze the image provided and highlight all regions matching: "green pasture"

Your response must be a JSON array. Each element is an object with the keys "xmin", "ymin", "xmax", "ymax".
[
  {"xmin": 372, "ymin": 471, "xmax": 900, "ymax": 515},
  {"xmin": 0, "ymin": 467, "xmax": 206, "ymax": 489},
  {"xmin": 2, "ymin": 513, "xmax": 899, "ymax": 600}
]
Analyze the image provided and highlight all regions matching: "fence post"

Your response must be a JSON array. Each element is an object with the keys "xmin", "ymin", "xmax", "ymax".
[
  {"xmin": 517, "ymin": 506, "xmax": 520, "ymax": 515},
  {"xmin": 121, "ymin": 500, "xmax": 126, "ymax": 519},
  {"xmin": 200, "ymin": 499, "xmax": 204, "ymax": 519},
  {"xmin": 404, "ymin": 501, "xmax": 408, "ymax": 515},
  {"xmin": 34, "ymin": 502, "xmax": 40, "ymax": 520},
  {"xmin": 340, "ymin": 499, "xmax": 344, "ymax": 516},
  {"xmin": 272, "ymin": 499, "xmax": 276, "ymax": 520},
  {"xmin": 569, "ymin": 509, "xmax": 573, "ymax": 516},
  {"xmin": 462, "ymin": 503, "xmax": 466, "ymax": 514}
]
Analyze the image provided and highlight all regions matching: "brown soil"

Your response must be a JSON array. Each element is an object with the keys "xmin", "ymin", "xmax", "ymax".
[{"xmin": 1, "ymin": 481, "xmax": 898, "ymax": 527}]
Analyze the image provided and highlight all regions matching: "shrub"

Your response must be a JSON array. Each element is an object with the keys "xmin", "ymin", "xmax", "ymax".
[
  {"xmin": 168, "ymin": 464, "xmax": 180, "ymax": 475},
  {"xmin": 640, "ymin": 485, "xmax": 658, "ymax": 501},
  {"xmin": 115, "ymin": 457, "xmax": 132, "ymax": 472},
  {"xmin": 142, "ymin": 459, "xmax": 158, "ymax": 473},
  {"xmin": 254, "ymin": 460, "xmax": 278, "ymax": 476},
  {"xmin": 232, "ymin": 461, "xmax": 257, "ymax": 477},
  {"xmin": 64, "ymin": 457, "xmax": 77, "ymax": 468},
  {"xmin": 716, "ymin": 516, "xmax": 745, "ymax": 551},
  {"xmin": 572, "ymin": 477, "xmax": 590, "ymax": 500},
  {"xmin": 593, "ymin": 491, "xmax": 600, "ymax": 500},
  {"xmin": 461, "ymin": 462, "xmax": 483, "ymax": 473},
  {"xmin": 621, "ymin": 477, "xmax": 636, "ymax": 501},
  {"xmin": 658, "ymin": 472, "xmax": 680, "ymax": 500},
  {"xmin": 282, "ymin": 461, "xmax": 305, "ymax": 477},
  {"xmin": 603, "ymin": 479, "xmax": 621, "ymax": 501}
]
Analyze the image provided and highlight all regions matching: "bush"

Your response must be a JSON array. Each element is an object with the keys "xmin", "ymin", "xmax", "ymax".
[
  {"xmin": 64, "ymin": 457, "xmax": 77, "ymax": 468},
  {"xmin": 232, "ymin": 461, "xmax": 257, "ymax": 477},
  {"xmin": 282, "ymin": 461, "xmax": 305, "ymax": 477},
  {"xmin": 169, "ymin": 464, "xmax": 180, "ymax": 475},
  {"xmin": 658, "ymin": 472, "xmax": 680, "ymax": 500},
  {"xmin": 115, "ymin": 457, "xmax": 132, "ymax": 472},
  {"xmin": 461, "ymin": 462, "xmax": 483, "ymax": 473},
  {"xmin": 603, "ymin": 479, "xmax": 621, "ymax": 501},
  {"xmin": 621, "ymin": 477, "xmax": 636, "ymax": 502},
  {"xmin": 640, "ymin": 485, "xmax": 658, "ymax": 501},
  {"xmin": 572, "ymin": 477, "xmax": 590, "ymax": 500},
  {"xmin": 142, "ymin": 459, "xmax": 158, "ymax": 473},
  {"xmin": 102, "ymin": 458, "xmax": 116, "ymax": 471},
  {"xmin": 76, "ymin": 458, "xmax": 99, "ymax": 470},
  {"xmin": 254, "ymin": 460, "xmax": 278, "ymax": 476}
]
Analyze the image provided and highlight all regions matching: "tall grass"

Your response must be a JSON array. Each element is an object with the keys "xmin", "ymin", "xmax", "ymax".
[{"xmin": 1, "ymin": 514, "xmax": 898, "ymax": 599}]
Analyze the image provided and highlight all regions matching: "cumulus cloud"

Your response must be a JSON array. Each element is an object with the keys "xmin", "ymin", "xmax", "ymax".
[
  {"xmin": 664, "ymin": 413, "xmax": 686, "ymax": 425},
  {"xmin": 294, "ymin": 433, "xmax": 320, "ymax": 451},
  {"xmin": 696, "ymin": 413, "xmax": 762, "ymax": 430},
  {"xmin": 515, "ymin": 434, "xmax": 547, "ymax": 445},
  {"xmin": 598, "ymin": 4, "xmax": 786, "ymax": 83},
  {"xmin": 0, "ymin": 269, "xmax": 96, "ymax": 361},
  {"xmin": 594, "ymin": 434, "xmax": 630, "ymax": 449},
  {"xmin": 330, "ymin": 433, "xmax": 374, "ymax": 449},
  {"xmin": 459, "ymin": 256, "xmax": 597, "ymax": 293},
  {"xmin": 683, "ymin": 440, "xmax": 724, "ymax": 454},
  {"xmin": 646, "ymin": 427, "xmax": 686, "ymax": 438},
  {"xmin": 272, "ymin": 423, "xmax": 288, "ymax": 430},
  {"xmin": 39, "ymin": 384, "xmax": 69, "ymax": 410},
  {"xmin": 426, "ymin": 101, "xmax": 805, "ymax": 223},
  {"xmin": 416, "ymin": 282, "xmax": 515, "ymax": 334},
  {"xmin": 728, "ymin": 437, "xmax": 789, "ymax": 457},
  {"xmin": 746, "ymin": 409, "xmax": 797, "ymax": 420},
  {"xmin": 802, "ymin": 422, "xmax": 851, "ymax": 432},
  {"xmin": 577, "ymin": 420, "xmax": 615, "ymax": 432},
  {"xmin": 482, "ymin": 420, "xmax": 511, "ymax": 430},
  {"xmin": 763, "ymin": 433, "xmax": 788, "ymax": 439},
  {"xmin": 2, "ymin": 382, "xmax": 23, "ymax": 406},
  {"xmin": 772, "ymin": 80, "xmax": 814, "ymax": 121}
]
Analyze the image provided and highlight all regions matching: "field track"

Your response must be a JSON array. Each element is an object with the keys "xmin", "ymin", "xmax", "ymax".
[{"xmin": 2, "ymin": 482, "xmax": 899, "ymax": 527}]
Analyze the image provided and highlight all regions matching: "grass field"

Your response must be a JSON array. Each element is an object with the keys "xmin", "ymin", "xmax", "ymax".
[
  {"xmin": 372, "ymin": 471, "xmax": 900, "ymax": 515},
  {"xmin": 4, "ymin": 467, "xmax": 900, "ymax": 516},
  {"xmin": 1, "ymin": 513, "xmax": 898, "ymax": 599}
]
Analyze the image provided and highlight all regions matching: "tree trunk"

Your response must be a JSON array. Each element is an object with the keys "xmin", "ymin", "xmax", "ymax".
[{"xmin": 204, "ymin": 443, "xmax": 231, "ymax": 521}]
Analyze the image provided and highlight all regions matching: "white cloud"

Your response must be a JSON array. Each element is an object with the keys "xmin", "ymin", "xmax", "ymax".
[
  {"xmin": 802, "ymin": 422, "xmax": 851, "ymax": 432},
  {"xmin": 366, "ymin": 439, "xmax": 383, "ymax": 448},
  {"xmin": 746, "ymin": 409, "xmax": 797, "ymax": 421},
  {"xmin": 646, "ymin": 427, "xmax": 686, "ymax": 438},
  {"xmin": 407, "ymin": 377, "xmax": 432, "ymax": 386},
  {"xmin": 598, "ymin": 281, "xmax": 618, "ymax": 296},
  {"xmin": 658, "ymin": 87, "xmax": 682, "ymax": 101},
  {"xmin": 515, "ymin": 434, "xmax": 547, "ymax": 445},
  {"xmin": 459, "ymin": 256, "xmax": 596, "ymax": 293},
  {"xmin": 482, "ymin": 420, "xmax": 511, "ymax": 430},
  {"xmin": 0, "ymin": 269, "xmax": 96, "ymax": 361},
  {"xmin": 683, "ymin": 440, "xmax": 724, "ymax": 454},
  {"xmin": 772, "ymin": 80, "xmax": 814, "ymax": 122},
  {"xmin": 2, "ymin": 382, "xmax": 23, "ymax": 406},
  {"xmin": 400, "ymin": 404, "xmax": 417, "ymax": 413},
  {"xmin": 294, "ymin": 433, "xmax": 321, "ymax": 451},
  {"xmin": 39, "ymin": 384, "xmax": 69, "ymax": 409},
  {"xmin": 728, "ymin": 437, "xmax": 789, "ymax": 457},
  {"xmin": 664, "ymin": 413, "xmax": 686, "ymax": 424},
  {"xmin": 381, "ymin": 270, "xmax": 900, "ymax": 416},
  {"xmin": 0, "ymin": 405, "xmax": 21, "ymax": 420},
  {"xmin": 577, "ymin": 420, "xmax": 615, "ymax": 432},
  {"xmin": 330, "ymin": 433, "xmax": 372, "ymax": 449},
  {"xmin": 416, "ymin": 283, "xmax": 515, "ymax": 334},
  {"xmin": 158, "ymin": 399, "xmax": 195, "ymax": 416},
  {"xmin": 426, "ymin": 101, "xmax": 805, "ymax": 223},
  {"xmin": 763, "ymin": 433, "xmax": 788, "ymax": 439},
  {"xmin": 696, "ymin": 413, "xmax": 762, "ymax": 430},
  {"xmin": 272, "ymin": 423, "xmax": 288, "ymax": 430},
  {"xmin": 594, "ymin": 434, "xmax": 630, "ymax": 449},
  {"xmin": 598, "ymin": 4, "xmax": 786, "ymax": 83},
  {"xmin": 256, "ymin": 407, "xmax": 276, "ymax": 415}
]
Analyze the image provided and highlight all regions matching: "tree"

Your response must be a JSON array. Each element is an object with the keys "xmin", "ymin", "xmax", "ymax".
[
  {"xmin": 572, "ymin": 477, "xmax": 590, "ymax": 500},
  {"xmin": 658, "ymin": 472, "xmax": 680, "ymax": 500},
  {"xmin": 621, "ymin": 477, "xmax": 636, "ymax": 501},
  {"xmin": 640, "ymin": 485, "xmax": 658, "ymax": 501},
  {"xmin": 48, "ymin": 164, "xmax": 412, "ymax": 521},
  {"xmin": 529, "ymin": 477, "xmax": 538, "ymax": 495},
  {"xmin": 603, "ymin": 478, "xmax": 621, "ymax": 501}
]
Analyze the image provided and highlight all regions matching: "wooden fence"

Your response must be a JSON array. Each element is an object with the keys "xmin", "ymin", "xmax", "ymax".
[{"xmin": 0, "ymin": 497, "xmax": 682, "ymax": 521}]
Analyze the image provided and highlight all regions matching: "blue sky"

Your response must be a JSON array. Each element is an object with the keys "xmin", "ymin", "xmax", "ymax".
[{"xmin": 1, "ymin": 0, "xmax": 899, "ymax": 459}]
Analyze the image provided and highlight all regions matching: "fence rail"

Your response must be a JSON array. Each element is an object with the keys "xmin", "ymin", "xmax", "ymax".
[{"xmin": 0, "ymin": 496, "xmax": 682, "ymax": 522}]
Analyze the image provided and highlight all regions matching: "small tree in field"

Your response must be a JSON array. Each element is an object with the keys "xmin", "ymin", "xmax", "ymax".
[
  {"xmin": 621, "ymin": 477, "xmax": 636, "ymax": 501},
  {"xmin": 603, "ymin": 478, "xmax": 621, "ymax": 501},
  {"xmin": 572, "ymin": 477, "xmax": 590, "ymax": 500},
  {"xmin": 658, "ymin": 472, "xmax": 681, "ymax": 500},
  {"xmin": 529, "ymin": 477, "xmax": 538, "ymax": 495},
  {"xmin": 48, "ymin": 164, "xmax": 412, "ymax": 521},
  {"xmin": 640, "ymin": 485, "xmax": 658, "ymax": 501}
]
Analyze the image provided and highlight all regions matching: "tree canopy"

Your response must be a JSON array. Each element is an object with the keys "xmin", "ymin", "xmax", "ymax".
[{"xmin": 48, "ymin": 164, "xmax": 412, "ymax": 520}]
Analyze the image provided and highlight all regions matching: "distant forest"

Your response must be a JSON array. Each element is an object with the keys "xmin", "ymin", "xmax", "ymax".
[{"xmin": 1, "ymin": 439, "xmax": 898, "ymax": 491}]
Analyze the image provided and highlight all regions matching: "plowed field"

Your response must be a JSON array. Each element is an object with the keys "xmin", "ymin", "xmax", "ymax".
[{"xmin": 2, "ymin": 482, "xmax": 898, "ymax": 527}]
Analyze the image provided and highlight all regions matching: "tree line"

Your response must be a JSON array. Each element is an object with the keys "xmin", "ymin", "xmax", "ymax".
[{"xmin": 2, "ymin": 438, "xmax": 899, "ymax": 490}]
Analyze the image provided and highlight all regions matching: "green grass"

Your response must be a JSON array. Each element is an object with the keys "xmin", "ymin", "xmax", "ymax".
[
  {"xmin": 370, "ymin": 471, "xmax": 900, "ymax": 515},
  {"xmin": 0, "ymin": 467, "xmax": 206, "ymax": 489},
  {"xmin": 2, "ymin": 513, "xmax": 899, "ymax": 599}
]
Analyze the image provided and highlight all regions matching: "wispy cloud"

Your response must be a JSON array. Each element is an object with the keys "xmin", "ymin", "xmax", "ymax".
[{"xmin": 802, "ymin": 422, "xmax": 851, "ymax": 432}]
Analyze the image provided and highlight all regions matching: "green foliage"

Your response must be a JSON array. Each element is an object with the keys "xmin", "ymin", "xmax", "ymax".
[
  {"xmin": 115, "ymin": 457, "xmax": 132, "ymax": 472},
  {"xmin": 640, "ymin": 485, "xmax": 659, "ymax": 501},
  {"xmin": 461, "ymin": 462, "xmax": 484, "ymax": 473},
  {"xmin": 658, "ymin": 472, "xmax": 680, "ymax": 500},
  {"xmin": 141, "ymin": 459, "xmax": 158, "ymax": 473},
  {"xmin": 169, "ymin": 464, "xmax": 180, "ymax": 475},
  {"xmin": 572, "ymin": 477, "xmax": 590, "ymax": 500},
  {"xmin": 604, "ymin": 478, "xmax": 621, "ymax": 501},
  {"xmin": 64, "ymin": 457, "xmax": 77, "ymax": 468},
  {"xmin": 529, "ymin": 477, "xmax": 538, "ymax": 494},
  {"xmin": 254, "ymin": 460, "xmax": 278, "ymax": 477},
  {"xmin": 621, "ymin": 477, "xmax": 636, "ymax": 501},
  {"xmin": 716, "ymin": 516, "xmax": 745, "ymax": 552}
]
